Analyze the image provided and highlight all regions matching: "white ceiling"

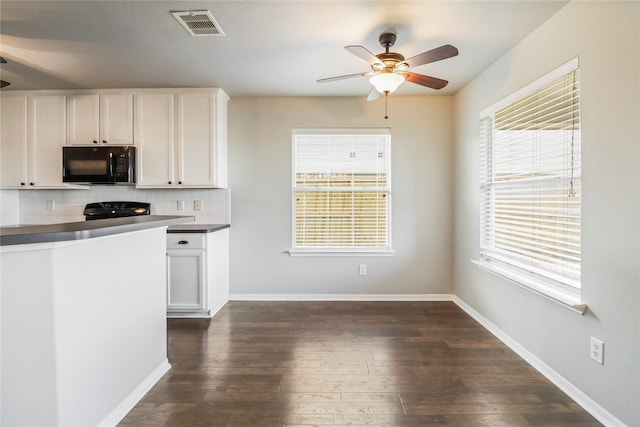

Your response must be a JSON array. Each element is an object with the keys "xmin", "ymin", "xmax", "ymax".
[{"xmin": 0, "ymin": 1, "xmax": 568, "ymax": 97}]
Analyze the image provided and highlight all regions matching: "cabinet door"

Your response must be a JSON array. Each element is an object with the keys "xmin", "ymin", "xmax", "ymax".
[
  {"xmin": 0, "ymin": 96, "xmax": 28, "ymax": 187},
  {"xmin": 135, "ymin": 93, "xmax": 175, "ymax": 187},
  {"xmin": 167, "ymin": 249, "xmax": 206, "ymax": 311},
  {"xmin": 29, "ymin": 95, "xmax": 66, "ymax": 186},
  {"xmin": 67, "ymin": 94, "xmax": 99, "ymax": 145},
  {"xmin": 176, "ymin": 93, "xmax": 216, "ymax": 186},
  {"xmin": 100, "ymin": 93, "xmax": 133, "ymax": 145}
]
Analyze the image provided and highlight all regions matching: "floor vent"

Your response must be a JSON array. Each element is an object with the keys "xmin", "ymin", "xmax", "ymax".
[{"xmin": 171, "ymin": 10, "xmax": 224, "ymax": 37}]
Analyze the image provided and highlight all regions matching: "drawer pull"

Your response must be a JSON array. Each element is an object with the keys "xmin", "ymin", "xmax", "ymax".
[{"xmin": 177, "ymin": 240, "xmax": 189, "ymax": 245}]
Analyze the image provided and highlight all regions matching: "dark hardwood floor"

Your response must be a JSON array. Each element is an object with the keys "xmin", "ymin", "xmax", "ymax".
[{"xmin": 119, "ymin": 301, "xmax": 601, "ymax": 426}]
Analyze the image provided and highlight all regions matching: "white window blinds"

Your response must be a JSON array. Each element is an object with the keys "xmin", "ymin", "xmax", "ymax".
[
  {"xmin": 292, "ymin": 129, "xmax": 391, "ymax": 251},
  {"xmin": 479, "ymin": 58, "xmax": 581, "ymax": 293}
]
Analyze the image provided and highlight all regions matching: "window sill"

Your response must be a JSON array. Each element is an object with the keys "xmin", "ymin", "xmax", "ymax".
[
  {"xmin": 472, "ymin": 259, "xmax": 586, "ymax": 315},
  {"xmin": 288, "ymin": 249, "xmax": 395, "ymax": 257}
]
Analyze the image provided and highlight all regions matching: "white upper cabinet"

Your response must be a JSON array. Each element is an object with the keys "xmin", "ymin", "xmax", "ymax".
[
  {"xmin": 1, "ymin": 95, "xmax": 67, "ymax": 188},
  {"xmin": 66, "ymin": 94, "xmax": 98, "ymax": 145},
  {"xmin": 101, "ymin": 94, "xmax": 134, "ymax": 145},
  {"xmin": 176, "ymin": 92, "xmax": 216, "ymax": 186},
  {"xmin": 1, "ymin": 88, "xmax": 227, "ymax": 189},
  {"xmin": 136, "ymin": 88, "xmax": 228, "ymax": 188},
  {"xmin": 135, "ymin": 92, "xmax": 175, "ymax": 186},
  {"xmin": 1, "ymin": 96, "xmax": 28, "ymax": 187},
  {"xmin": 30, "ymin": 96, "xmax": 67, "ymax": 186},
  {"xmin": 67, "ymin": 93, "xmax": 133, "ymax": 145}
]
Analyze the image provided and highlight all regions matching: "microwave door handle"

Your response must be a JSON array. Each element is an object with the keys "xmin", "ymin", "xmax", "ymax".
[{"xmin": 108, "ymin": 152, "xmax": 115, "ymax": 183}]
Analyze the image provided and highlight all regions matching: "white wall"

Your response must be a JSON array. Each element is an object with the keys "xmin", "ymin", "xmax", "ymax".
[
  {"xmin": 453, "ymin": 2, "xmax": 639, "ymax": 425},
  {"xmin": 0, "ymin": 190, "xmax": 19, "ymax": 226},
  {"xmin": 228, "ymin": 96, "xmax": 454, "ymax": 296}
]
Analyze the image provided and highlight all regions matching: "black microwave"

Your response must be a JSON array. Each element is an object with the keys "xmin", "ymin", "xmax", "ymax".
[{"xmin": 63, "ymin": 146, "xmax": 136, "ymax": 184}]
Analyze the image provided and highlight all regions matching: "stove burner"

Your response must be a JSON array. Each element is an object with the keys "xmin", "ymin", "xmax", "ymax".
[{"xmin": 84, "ymin": 201, "xmax": 151, "ymax": 220}]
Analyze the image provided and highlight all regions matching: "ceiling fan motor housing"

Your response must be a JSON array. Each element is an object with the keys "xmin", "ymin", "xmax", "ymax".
[
  {"xmin": 375, "ymin": 33, "xmax": 406, "ymax": 71},
  {"xmin": 375, "ymin": 52, "xmax": 405, "ymax": 68},
  {"xmin": 379, "ymin": 32, "xmax": 397, "ymax": 49}
]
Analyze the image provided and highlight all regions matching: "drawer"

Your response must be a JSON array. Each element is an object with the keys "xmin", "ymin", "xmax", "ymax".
[{"xmin": 167, "ymin": 234, "xmax": 205, "ymax": 250}]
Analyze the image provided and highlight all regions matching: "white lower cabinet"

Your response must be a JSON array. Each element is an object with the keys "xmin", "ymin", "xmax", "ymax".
[
  {"xmin": 166, "ymin": 227, "xmax": 229, "ymax": 318},
  {"xmin": 167, "ymin": 248, "xmax": 206, "ymax": 312}
]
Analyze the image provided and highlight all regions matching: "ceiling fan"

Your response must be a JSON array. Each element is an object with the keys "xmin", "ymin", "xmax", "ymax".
[
  {"xmin": 0, "ymin": 56, "xmax": 9, "ymax": 89},
  {"xmin": 318, "ymin": 32, "xmax": 458, "ymax": 117}
]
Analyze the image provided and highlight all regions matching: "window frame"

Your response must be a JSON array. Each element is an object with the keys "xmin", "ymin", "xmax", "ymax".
[
  {"xmin": 474, "ymin": 57, "xmax": 584, "ymax": 312},
  {"xmin": 289, "ymin": 128, "xmax": 394, "ymax": 256}
]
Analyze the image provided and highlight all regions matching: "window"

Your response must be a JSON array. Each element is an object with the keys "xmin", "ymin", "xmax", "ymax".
[
  {"xmin": 477, "ymin": 58, "xmax": 581, "ymax": 307},
  {"xmin": 291, "ymin": 129, "xmax": 392, "ymax": 255}
]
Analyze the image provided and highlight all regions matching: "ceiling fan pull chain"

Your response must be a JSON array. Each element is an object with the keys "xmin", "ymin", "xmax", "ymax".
[{"xmin": 384, "ymin": 92, "xmax": 389, "ymax": 119}]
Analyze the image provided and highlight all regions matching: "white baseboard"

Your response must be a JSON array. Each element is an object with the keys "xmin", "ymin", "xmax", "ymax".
[
  {"xmin": 229, "ymin": 293, "xmax": 455, "ymax": 301},
  {"xmin": 97, "ymin": 359, "xmax": 171, "ymax": 427},
  {"xmin": 452, "ymin": 296, "xmax": 626, "ymax": 427}
]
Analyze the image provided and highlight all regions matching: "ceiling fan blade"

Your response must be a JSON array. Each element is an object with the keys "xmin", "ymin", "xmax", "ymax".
[
  {"xmin": 405, "ymin": 72, "xmax": 449, "ymax": 90},
  {"xmin": 317, "ymin": 71, "xmax": 371, "ymax": 84},
  {"xmin": 405, "ymin": 44, "xmax": 458, "ymax": 68},
  {"xmin": 345, "ymin": 45, "xmax": 383, "ymax": 67},
  {"xmin": 366, "ymin": 88, "xmax": 382, "ymax": 101}
]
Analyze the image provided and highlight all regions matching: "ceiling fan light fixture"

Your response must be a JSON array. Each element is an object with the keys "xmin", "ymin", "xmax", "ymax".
[{"xmin": 370, "ymin": 72, "xmax": 405, "ymax": 94}]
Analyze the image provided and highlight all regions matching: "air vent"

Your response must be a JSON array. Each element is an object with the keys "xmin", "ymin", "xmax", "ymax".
[{"xmin": 171, "ymin": 10, "xmax": 224, "ymax": 37}]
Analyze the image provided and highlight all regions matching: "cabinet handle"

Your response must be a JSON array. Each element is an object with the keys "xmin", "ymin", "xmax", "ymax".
[
  {"xmin": 178, "ymin": 181, "xmax": 182, "ymax": 185},
  {"xmin": 20, "ymin": 182, "xmax": 26, "ymax": 186},
  {"xmin": 168, "ymin": 181, "xmax": 172, "ymax": 185},
  {"xmin": 177, "ymin": 240, "xmax": 189, "ymax": 245},
  {"xmin": 29, "ymin": 182, "xmax": 35, "ymax": 186},
  {"xmin": 102, "ymin": 140, "xmax": 107, "ymax": 144},
  {"xmin": 93, "ymin": 140, "xmax": 98, "ymax": 144}
]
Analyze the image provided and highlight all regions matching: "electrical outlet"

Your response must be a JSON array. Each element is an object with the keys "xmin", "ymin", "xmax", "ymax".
[
  {"xmin": 194, "ymin": 200, "xmax": 202, "ymax": 211},
  {"xmin": 590, "ymin": 336, "xmax": 604, "ymax": 365},
  {"xmin": 359, "ymin": 264, "xmax": 367, "ymax": 276},
  {"xmin": 177, "ymin": 200, "xmax": 185, "ymax": 210},
  {"xmin": 46, "ymin": 200, "xmax": 55, "ymax": 211}
]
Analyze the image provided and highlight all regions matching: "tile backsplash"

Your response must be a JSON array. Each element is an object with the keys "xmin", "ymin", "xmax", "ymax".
[{"xmin": 3, "ymin": 187, "xmax": 230, "ymax": 225}]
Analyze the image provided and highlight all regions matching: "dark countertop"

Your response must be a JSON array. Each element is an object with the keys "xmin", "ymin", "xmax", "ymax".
[
  {"xmin": 167, "ymin": 224, "xmax": 230, "ymax": 233},
  {"xmin": 0, "ymin": 215, "xmax": 195, "ymax": 246}
]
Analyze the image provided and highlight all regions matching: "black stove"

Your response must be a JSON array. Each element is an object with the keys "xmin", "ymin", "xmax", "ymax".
[{"xmin": 84, "ymin": 201, "xmax": 151, "ymax": 221}]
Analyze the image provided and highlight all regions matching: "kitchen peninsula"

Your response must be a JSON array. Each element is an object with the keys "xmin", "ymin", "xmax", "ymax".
[{"xmin": 1, "ymin": 215, "xmax": 193, "ymax": 426}]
